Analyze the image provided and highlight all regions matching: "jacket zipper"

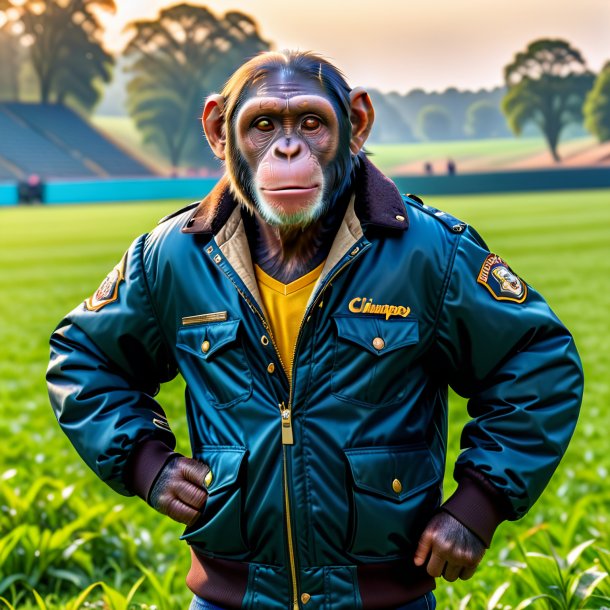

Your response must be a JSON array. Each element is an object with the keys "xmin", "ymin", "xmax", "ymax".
[
  {"xmin": 216, "ymin": 242, "xmax": 367, "ymax": 609},
  {"xmin": 283, "ymin": 445, "xmax": 299, "ymax": 610},
  {"xmin": 215, "ymin": 270, "xmax": 301, "ymax": 606},
  {"xmin": 280, "ymin": 243, "xmax": 368, "ymax": 608}
]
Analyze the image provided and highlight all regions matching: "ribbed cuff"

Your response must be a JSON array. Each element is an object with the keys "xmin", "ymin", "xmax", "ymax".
[
  {"xmin": 125, "ymin": 439, "xmax": 180, "ymax": 503},
  {"xmin": 441, "ymin": 475, "xmax": 508, "ymax": 547}
]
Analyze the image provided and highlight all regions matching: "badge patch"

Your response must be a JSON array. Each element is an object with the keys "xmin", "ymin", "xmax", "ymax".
[
  {"xmin": 477, "ymin": 254, "xmax": 527, "ymax": 303},
  {"xmin": 85, "ymin": 253, "xmax": 127, "ymax": 311}
]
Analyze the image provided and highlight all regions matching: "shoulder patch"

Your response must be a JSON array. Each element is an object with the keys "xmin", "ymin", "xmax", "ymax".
[
  {"xmin": 158, "ymin": 201, "xmax": 200, "ymax": 225},
  {"xmin": 477, "ymin": 254, "xmax": 527, "ymax": 303},
  {"xmin": 402, "ymin": 195, "xmax": 467, "ymax": 233},
  {"xmin": 85, "ymin": 252, "xmax": 127, "ymax": 311}
]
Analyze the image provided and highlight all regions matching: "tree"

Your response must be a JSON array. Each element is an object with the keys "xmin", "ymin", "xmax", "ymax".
[
  {"xmin": 0, "ymin": 27, "xmax": 23, "ymax": 99},
  {"xmin": 366, "ymin": 89, "xmax": 415, "ymax": 143},
  {"xmin": 0, "ymin": 0, "xmax": 115, "ymax": 110},
  {"xmin": 502, "ymin": 39, "xmax": 594, "ymax": 161},
  {"xmin": 416, "ymin": 105, "xmax": 452, "ymax": 141},
  {"xmin": 584, "ymin": 61, "xmax": 610, "ymax": 143},
  {"xmin": 465, "ymin": 100, "xmax": 508, "ymax": 138},
  {"xmin": 124, "ymin": 4, "xmax": 270, "ymax": 170}
]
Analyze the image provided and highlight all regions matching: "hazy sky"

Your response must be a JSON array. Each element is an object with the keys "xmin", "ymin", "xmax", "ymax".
[{"xmin": 101, "ymin": 0, "xmax": 610, "ymax": 93}]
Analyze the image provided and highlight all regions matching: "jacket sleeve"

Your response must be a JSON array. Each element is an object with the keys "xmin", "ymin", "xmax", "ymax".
[
  {"xmin": 46, "ymin": 234, "xmax": 180, "ymax": 499},
  {"xmin": 435, "ymin": 225, "xmax": 583, "ymax": 545}
]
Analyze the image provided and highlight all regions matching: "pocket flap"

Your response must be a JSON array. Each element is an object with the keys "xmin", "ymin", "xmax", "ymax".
[
  {"xmin": 344, "ymin": 445, "xmax": 439, "ymax": 502},
  {"xmin": 196, "ymin": 445, "xmax": 247, "ymax": 494},
  {"xmin": 177, "ymin": 319, "xmax": 241, "ymax": 360},
  {"xmin": 333, "ymin": 315, "xmax": 419, "ymax": 356}
]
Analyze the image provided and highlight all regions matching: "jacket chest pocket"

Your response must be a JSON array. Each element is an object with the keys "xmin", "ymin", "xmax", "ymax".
[
  {"xmin": 176, "ymin": 319, "xmax": 252, "ymax": 408},
  {"xmin": 331, "ymin": 315, "xmax": 419, "ymax": 408},
  {"xmin": 344, "ymin": 445, "xmax": 441, "ymax": 559}
]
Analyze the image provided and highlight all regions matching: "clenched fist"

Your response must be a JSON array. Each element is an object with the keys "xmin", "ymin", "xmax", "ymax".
[
  {"xmin": 413, "ymin": 511, "xmax": 486, "ymax": 582},
  {"xmin": 148, "ymin": 456, "xmax": 210, "ymax": 526}
]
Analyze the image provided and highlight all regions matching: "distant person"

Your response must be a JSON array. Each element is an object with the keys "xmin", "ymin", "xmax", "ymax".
[
  {"xmin": 424, "ymin": 161, "xmax": 433, "ymax": 175},
  {"xmin": 18, "ymin": 174, "xmax": 42, "ymax": 204},
  {"xmin": 447, "ymin": 158, "xmax": 457, "ymax": 175}
]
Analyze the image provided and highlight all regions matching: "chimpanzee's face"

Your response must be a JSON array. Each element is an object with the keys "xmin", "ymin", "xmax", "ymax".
[
  {"xmin": 203, "ymin": 59, "xmax": 374, "ymax": 228},
  {"xmin": 231, "ymin": 72, "xmax": 342, "ymax": 227}
]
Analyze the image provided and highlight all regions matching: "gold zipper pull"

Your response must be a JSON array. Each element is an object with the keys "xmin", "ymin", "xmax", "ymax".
[{"xmin": 280, "ymin": 402, "xmax": 294, "ymax": 445}]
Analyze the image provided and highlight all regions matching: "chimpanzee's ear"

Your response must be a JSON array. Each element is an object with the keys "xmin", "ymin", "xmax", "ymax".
[
  {"xmin": 349, "ymin": 87, "xmax": 375, "ymax": 155},
  {"xmin": 202, "ymin": 94, "xmax": 227, "ymax": 160}
]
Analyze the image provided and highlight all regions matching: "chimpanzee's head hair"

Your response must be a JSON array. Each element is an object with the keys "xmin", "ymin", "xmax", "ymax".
[{"xmin": 219, "ymin": 50, "xmax": 363, "ymax": 216}]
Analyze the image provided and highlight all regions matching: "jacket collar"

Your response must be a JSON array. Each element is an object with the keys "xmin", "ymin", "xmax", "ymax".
[{"xmin": 181, "ymin": 157, "xmax": 408, "ymax": 235}]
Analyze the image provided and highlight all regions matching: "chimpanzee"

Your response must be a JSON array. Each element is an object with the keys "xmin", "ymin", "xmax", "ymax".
[{"xmin": 48, "ymin": 51, "xmax": 582, "ymax": 610}]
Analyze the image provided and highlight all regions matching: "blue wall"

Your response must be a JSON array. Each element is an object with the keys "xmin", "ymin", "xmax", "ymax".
[
  {"xmin": 42, "ymin": 176, "xmax": 218, "ymax": 204},
  {"xmin": 0, "ymin": 167, "xmax": 608, "ymax": 207},
  {"xmin": 391, "ymin": 166, "xmax": 610, "ymax": 196},
  {"xmin": 0, "ymin": 182, "xmax": 18, "ymax": 206}
]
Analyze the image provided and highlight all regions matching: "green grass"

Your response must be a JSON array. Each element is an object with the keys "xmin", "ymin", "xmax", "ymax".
[
  {"xmin": 367, "ymin": 137, "xmax": 594, "ymax": 175},
  {"xmin": 0, "ymin": 191, "xmax": 609, "ymax": 608},
  {"xmin": 366, "ymin": 137, "xmax": 555, "ymax": 171}
]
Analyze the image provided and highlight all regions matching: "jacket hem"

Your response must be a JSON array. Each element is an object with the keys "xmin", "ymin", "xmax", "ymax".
[{"xmin": 186, "ymin": 549, "xmax": 435, "ymax": 609}]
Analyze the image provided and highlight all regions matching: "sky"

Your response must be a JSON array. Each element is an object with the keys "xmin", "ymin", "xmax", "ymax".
[{"xmin": 100, "ymin": 0, "xmax": 610, "ymax": 93}]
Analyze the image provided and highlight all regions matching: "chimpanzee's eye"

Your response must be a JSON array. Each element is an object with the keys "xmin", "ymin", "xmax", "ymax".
[
  {"xmin": 253, "ymin": 118, "xmax": 274, "ymax": 132},
  {"xmin": 301, "ymin": 116, "xmax": 321, "ymax": 131}
]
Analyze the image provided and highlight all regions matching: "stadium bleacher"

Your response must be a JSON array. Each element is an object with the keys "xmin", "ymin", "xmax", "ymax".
[
  {"xmin": 0, "ymin": 103, "xmax": 154, "ymax": 181},
  {"xmin": 0, "ymin": 159, "xmax": 19, "ymax": 180}
]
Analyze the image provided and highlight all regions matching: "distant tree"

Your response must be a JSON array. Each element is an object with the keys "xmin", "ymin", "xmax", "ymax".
[
  {"xmin": 0, "ymin": 0, "xmax": 115, "ymax": 110},
  {"xmin": 386, "ymin": 87, "xmax": 510, "ymax": 142},
  {"xmin": 584, "ymin": 61, "xmax": 610, "ymax": 143},
  {"xmin": 502, "ymin": 39, "xmax": 594, "ymax": 161},
  {"xmin": 124, "ymin": 4, "xmax": 270, "ymax": 170},
  {"xmin": 0, "ymin": 28, "xmax": 23, "ymax": 99},
  {"xmin": 416, "ymin": 105, "xmax": 452, "ymax": 141},
  {"xmin": 465, "ymin": 100, "xmax": 507, "ymax": 138},
  {"xmin": 367, "ymin": 89, "xmax": 415, "ymax": 143}
]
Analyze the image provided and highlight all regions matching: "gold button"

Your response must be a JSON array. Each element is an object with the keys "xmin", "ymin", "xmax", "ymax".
[
  {"xmin": 214, "ymin": 254, "xmax": 222, "ymax": 263},
  {"xmin": 206, "ymin": 246, "xmax": 214, "ymax": 254},
  {"xmin": 204, "ymin": 470, "xmax": 213, "ymax": 488},
  {"xmin": 301, "ymin": 593, "xmax": 311, "ymax": 604},
  {"xmin": 392, "ymin": 479, "xmax": 402, "ymax": 494},
  {"xmin": 261, "ymin": 335, "xmax": 269, "ymax": 346},
  {"xmin": 350, "ymin": 246, "xmax": 360, "ymax": 256},
  {"xmin": 201, "ymin": 340, "xmax": 210, "ymax": 353},
  {"xmin": 372, "ymin": 337, "xmax": 385, "ymax": 350},
  {"xmin": 267, "ymin": 363, "xmax": 275, "ymax": 374},
  {"xmin": 396, "ymin": 214, "xmax": 405, "ymax": 222}
]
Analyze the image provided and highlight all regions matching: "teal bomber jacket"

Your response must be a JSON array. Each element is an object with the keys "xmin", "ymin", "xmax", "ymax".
[{"xmin": 47, "ymin": 159, "xmax": 583, "ymax": 609}]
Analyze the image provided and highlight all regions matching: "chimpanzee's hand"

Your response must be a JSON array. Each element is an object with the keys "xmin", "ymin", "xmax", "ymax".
[
  {"xmin": 413, "ymin": 511, "xmax": 486, "ymax": 581},
  {"xmin": 148, "ymin": 456, "xmax": 210, "ymax": 526}
]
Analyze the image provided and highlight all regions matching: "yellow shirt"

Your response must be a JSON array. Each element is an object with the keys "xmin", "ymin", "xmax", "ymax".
[{"xmin": 255, "ymin": 262, "xmax": 325, "ymax": 379}]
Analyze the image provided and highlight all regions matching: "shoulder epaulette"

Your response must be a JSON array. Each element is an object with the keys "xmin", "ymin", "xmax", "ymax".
[
  {"xmin": 158, "ymin": 201, "xmax": 200, "ymax": 225},
  {"xmin": 402, "ymin": 193, "xmax": 467, "ymax": 234}
]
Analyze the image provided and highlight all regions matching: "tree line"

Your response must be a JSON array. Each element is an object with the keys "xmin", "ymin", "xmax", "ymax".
[{"xmin": 0, "ymin": 1, "xmax": 609, "ymax": 167}]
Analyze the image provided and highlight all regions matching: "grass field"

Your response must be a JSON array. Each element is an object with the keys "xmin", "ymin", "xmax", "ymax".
[
  {"xmin": 1, "ymin": 190, "xmax": 609, "ymax": 609},
  {"xmin": 367, "ymin": 138, "xmax": 556, "ymax": 171}
]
